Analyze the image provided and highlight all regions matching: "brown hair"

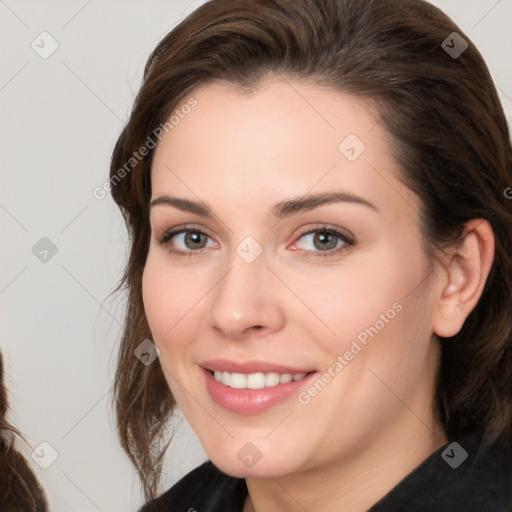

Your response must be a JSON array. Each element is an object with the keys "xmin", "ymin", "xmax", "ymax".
[
  {"xmin": 110, "ymin": 0, "xmax": 512, "ymax": 500},
  {"xmin": 0, "ymin": 351, "xmax": 48, "ymax": 511}
]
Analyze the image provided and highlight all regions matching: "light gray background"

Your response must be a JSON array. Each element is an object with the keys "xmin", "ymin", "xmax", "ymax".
[{"xmin": 1, "ymin": 1, "xmax": 511, "ymax": 511}]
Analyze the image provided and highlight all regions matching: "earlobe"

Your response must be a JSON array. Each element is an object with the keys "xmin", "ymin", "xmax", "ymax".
[{"xmin": 433, "ymin": 219, "xmax": 495, "ymax": 338}]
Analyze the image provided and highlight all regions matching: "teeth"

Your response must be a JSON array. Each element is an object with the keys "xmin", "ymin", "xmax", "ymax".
[
  {"xmin": 265, "ymin": 372, "xmax": 280, "ymax": 387},
  {"xmin": 213, "ymin": 370, "xmax": 308, "ymax": 389},
  {"xmin": 248, "ymin": 372, "xmax": 266, "ymax": 388}
]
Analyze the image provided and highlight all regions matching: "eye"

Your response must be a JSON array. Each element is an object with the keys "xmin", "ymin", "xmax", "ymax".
[
  {"xmin": 158, "ymin": 227, "xmax": 217, "ymax": 257},
  {"xmin": 290, "ymin": 226, "xmax": 355, "ymax": 258},
  {"xmin": 157, "ymin": 224, "xmax": 355, "ymax": 259}
]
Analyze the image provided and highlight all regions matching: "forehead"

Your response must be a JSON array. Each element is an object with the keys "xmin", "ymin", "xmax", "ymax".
[{"xmin": 150, "ymin": 78, "xmax": 418, "ymax": 220}]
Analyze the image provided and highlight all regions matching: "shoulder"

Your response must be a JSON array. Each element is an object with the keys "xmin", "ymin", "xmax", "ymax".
[{"xmin": 138, "ymin": 460, "xmax": 247, "ymax": 512}]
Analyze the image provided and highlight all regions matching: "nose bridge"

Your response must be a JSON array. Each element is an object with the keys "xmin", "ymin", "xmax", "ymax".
[{"xmin": 206, "ymin": 242, "xmax": 283, "ymax": 338}]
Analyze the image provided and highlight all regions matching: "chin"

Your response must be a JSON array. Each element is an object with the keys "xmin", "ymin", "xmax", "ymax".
[{"xmin": 203, "ymin": 438, "xmax": 306, "ymax": 479}]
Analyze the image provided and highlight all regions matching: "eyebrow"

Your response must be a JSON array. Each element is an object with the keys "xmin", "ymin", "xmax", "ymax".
[{"xmin": 150, "ymin": 191, "xmax": 378, "ymax": 218}]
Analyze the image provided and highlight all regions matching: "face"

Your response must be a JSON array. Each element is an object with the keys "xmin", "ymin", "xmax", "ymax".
[{"xmin": 142, "ymin": 77, "xmax": 443, "ymax": 479}]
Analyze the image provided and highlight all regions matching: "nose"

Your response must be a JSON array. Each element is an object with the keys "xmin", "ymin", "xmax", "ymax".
[{"xmin": 206, "ymin": 250, "xmax": 286, "ymax": 340}]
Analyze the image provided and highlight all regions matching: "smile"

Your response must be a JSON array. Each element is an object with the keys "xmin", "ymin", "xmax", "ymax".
[
  {"xmin": 200, "ymin": 360, "xmax": 318, "ymax": 414},
  {"xmin": 212, "ymin": 370, "xmax": 307, "ymax": 389}
]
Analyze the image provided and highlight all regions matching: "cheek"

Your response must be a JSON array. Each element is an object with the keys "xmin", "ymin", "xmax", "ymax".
[
  {"xmin": 290, "ymin": 257, "xmax": 434, "ymax": 441},
  {"xmin": 303, "ymin": 241, "xmax": 433, "ymax": 365},
  {"xmin": 141, "ymin": 256, "xmax": 202, "ymax": 350},
  {"xmin": 141, "ymin": 259, "xmax": 207, "ymax": 405}
]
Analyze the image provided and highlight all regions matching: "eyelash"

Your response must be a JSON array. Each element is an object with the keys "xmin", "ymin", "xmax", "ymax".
[{"xmin": 157, "ymin": 225, "xmax": 355, "ymax": 259}]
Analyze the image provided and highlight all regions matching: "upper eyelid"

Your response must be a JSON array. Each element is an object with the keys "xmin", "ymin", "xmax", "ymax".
[
  {"xmin": 296, "ymin": 225, "xmax": 353, "ymax": 239},
  {"xmin": 157, "ymin": 224, "xmax": 215, "ymax": 241}
]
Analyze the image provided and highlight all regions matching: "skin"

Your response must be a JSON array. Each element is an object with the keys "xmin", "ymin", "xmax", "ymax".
[{"xmin": 142, "ymin": 77, "xmax": 494, "ymax": 511}]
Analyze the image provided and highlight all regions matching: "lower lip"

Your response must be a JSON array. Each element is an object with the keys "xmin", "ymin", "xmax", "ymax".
[{"xmin": 202, "ymin": 367, "xmax": 317, "ymax": 414}]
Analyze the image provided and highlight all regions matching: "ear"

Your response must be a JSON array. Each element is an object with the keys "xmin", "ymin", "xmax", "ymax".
[{"xmin": 432, "ymin": 219, "xmax": 495, "ymax": 338}]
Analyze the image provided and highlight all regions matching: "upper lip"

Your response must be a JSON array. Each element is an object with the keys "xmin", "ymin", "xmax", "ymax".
[{"xmin": 201, "ymin": 359, "xmax": 316, "ymax": 374}]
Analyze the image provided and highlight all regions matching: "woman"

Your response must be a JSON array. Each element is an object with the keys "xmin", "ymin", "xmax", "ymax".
[
  {"xmin": 0, "ymin": 350, "xmax": 48, "ymax": 511},
  {"xmin": 110, "ymin": 0, "xmax": 512, "ymax": 510}
]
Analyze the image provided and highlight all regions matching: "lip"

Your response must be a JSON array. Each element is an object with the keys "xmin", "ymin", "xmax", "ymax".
[
  {"xmin": 200, "ymin": 358, "xmax": 316, "ymax": 374},
  {"xmin": 200, "ymin": 364, "xmax": 318, "ymax": 415}
]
